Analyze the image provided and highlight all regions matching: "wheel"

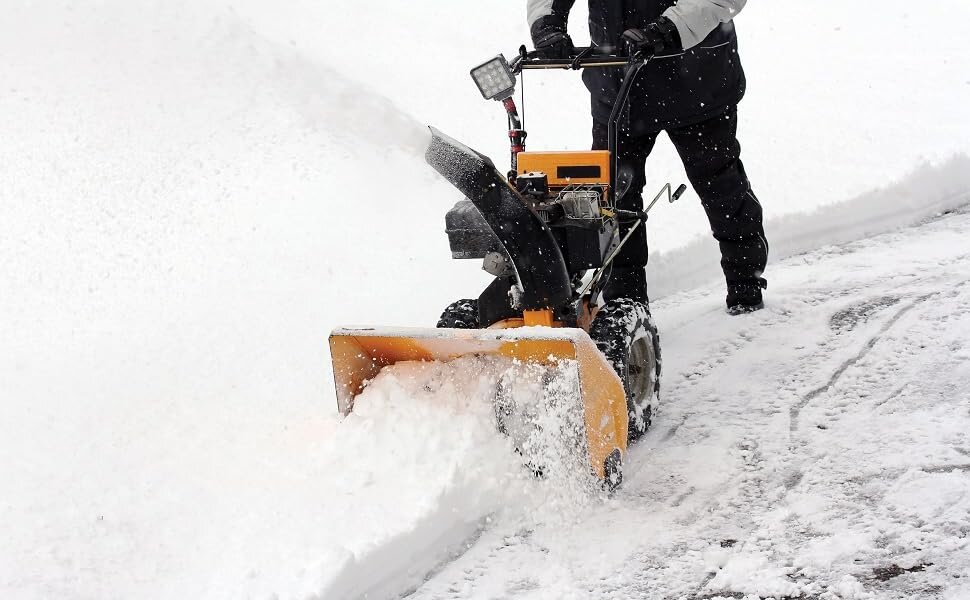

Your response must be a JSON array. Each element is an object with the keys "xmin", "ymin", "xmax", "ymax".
[
  {"xmin": 436, "ymin": 299, "xmax": 480, "ymax": 329},
  {"xmin": 588, "ymin": 298, "xmax": 661, "ymax": 444},
  {"xmin": 603, "ymin": 448, "xmax": 623, "ymax": 492}
]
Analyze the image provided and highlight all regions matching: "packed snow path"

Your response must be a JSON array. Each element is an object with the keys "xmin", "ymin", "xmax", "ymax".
[{"xmin": 410, "ymin": 208, "xmax": 970, "ymax": 600}]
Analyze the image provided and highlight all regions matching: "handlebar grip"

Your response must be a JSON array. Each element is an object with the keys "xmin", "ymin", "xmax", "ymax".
[
  {"xmin": 672, "ymin": 184, "xmax": 688, "ymax": 202},
  {"xmin": 613, "ymin": 209, "xmax": 648, "ymax": 222}
]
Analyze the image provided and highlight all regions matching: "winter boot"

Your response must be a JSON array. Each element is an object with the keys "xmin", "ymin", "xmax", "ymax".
[
  {"xmin": 726, "ymin": 277, "xmax": 767, "ymax": 315},
  {"xmin": 602, "ymin": 266, "xmax": 649, "ymax": 303}
]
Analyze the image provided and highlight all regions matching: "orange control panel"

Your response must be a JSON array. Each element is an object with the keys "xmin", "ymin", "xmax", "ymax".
[{"xmin": 517, "ymin": 151, "xmax": 611, "ymax": 187}]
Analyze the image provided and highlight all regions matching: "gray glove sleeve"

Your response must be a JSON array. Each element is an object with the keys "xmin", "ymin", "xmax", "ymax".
[
  {"xmin": 527, "ymin": 0, "xmax": 576, "ymax": 28},
  {"xmin": 663, "ymin": 0, "xmax": 747, "ymax": 49}
]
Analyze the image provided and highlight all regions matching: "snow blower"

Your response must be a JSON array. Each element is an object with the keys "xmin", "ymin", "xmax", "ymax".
[{"xmin": 330, "ymin": 48, "xmax": 685, "ymax": 489}]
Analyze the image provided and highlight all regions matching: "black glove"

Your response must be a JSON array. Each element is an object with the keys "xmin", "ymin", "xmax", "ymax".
[
  {"xmin": 531, "ymin": 14, "xmax": 574, "ymax": 60},
  {"xmin": 621, "ymin": 17, "xmax": 682, "ymax": 56}
]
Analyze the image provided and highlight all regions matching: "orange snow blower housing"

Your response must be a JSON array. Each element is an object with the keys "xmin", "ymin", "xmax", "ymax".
[
  {"xmin": 330, "ymin": 326, "xmax": 627, "ymax": 482},
  {"xmin": 330, "ymin": 49, "xmax": 683, "ymax": 488}
]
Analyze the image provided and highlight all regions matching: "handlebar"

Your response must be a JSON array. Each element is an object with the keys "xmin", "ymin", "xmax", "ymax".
[
  {"xmin": 510, "ymin": 46, "xmax": 638, "ymax": 74},
  {"xmin": 505, "ymin": 45, "xmax": 655, "ymax": 210}
]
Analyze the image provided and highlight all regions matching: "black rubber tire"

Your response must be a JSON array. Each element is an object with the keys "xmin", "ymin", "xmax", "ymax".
[
  {"xmin": 588, "ymin": 298, "xmax": 662, "ymax": 444},
  {"xmin": 436, "ymin": 299, "xmax": 480, "ymax": 329},
  {"xmin": 603, "ymin": 448, "xmax": 623, "ymax": 492}
]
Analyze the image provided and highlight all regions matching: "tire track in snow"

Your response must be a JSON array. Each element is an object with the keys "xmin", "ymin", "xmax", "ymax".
[
  {"xmin": 617, "ymin": 287, "xmax": 916, "ymax": 597},
  {"xmin": 648, "ymin": 303, "xmax": 798, "ymax": 448},
  {"xmin": 653, "ymin": 274, "xmax": 946, "ymax": 450},
  {"xmin": 627, "ymin": 232, "xmax": 970, "ymax": 598},
  {"xmin": 788, "ymin": 292, "xmax": 935, "ymax": 435},
  {"xmin": 714, "ymin": 273, "xmax": 970, "ymax": 599},
  {"xmin": 411, "ymin": 211, "xmax": 970, "ymax": 600},
  {"xmin": 642, "ymin": 238, "xmax": 970, "ymax": 598},
  {"xmin": 787, "ymin": 271, "xmax": 970, "ymax": 440}
]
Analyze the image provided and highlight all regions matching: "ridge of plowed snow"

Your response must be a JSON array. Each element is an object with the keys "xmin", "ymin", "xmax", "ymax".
[{"xmin": 650, "ymin": 156, "xmax": 970, "ymax": 299}]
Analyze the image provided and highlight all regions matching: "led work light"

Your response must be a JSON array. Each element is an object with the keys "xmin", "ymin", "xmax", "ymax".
[{"xmin": 470, "ymin": 55, "xmax": 516, "ymax": 101}]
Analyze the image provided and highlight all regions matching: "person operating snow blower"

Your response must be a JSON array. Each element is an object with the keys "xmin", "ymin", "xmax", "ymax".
[{"xmin": 529, "ymin": 0, "xmax": 769, "ymax": 314}]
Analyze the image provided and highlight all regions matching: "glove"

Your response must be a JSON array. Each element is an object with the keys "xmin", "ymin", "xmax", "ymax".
[
  {"xmin": 621, "ymin": 17, "xmax": 682, "ymax": 56},
  {"xmin": 531, "ymin": 14, "xmax": 574, "ymax": 60}
]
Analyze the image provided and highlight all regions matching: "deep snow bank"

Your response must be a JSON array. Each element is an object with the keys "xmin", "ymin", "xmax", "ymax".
[
  {"xmin": 649, "ymin": 155, "xmax": 970, "ymax": 299},
  {"xmin": 0, "ymin": 2, "xmax": 480, "ymax": 598}
]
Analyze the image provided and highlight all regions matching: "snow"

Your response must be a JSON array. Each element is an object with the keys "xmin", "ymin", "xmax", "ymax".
[
  {"xmin": 297, "ymin": 358, "xmax": 527, "ymax": 600},
  {"xmin": 413, "ymin": 208, "xmax": 970, "ymax": 599},
  {"xmin": 312, "ymin": 355, "xmax": 607, "ymax": 599},
  {"xmin": 2, "ymin": 0, "xmax": 970, "ymax": 598}
]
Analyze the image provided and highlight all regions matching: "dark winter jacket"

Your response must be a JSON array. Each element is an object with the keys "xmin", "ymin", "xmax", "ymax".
[{"xmin": 527, "ymin": 0, "xmax": 747, "ymax": 130}]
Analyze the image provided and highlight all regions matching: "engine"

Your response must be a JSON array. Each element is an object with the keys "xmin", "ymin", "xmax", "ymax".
[{"xmin": 445, "ymin": 151, "xmax": 619, "ymax": 277}]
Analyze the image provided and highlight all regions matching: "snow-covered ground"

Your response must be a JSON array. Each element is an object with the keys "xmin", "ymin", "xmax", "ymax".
[
  {"xmin": 413, "ymin": 206, "xmax": 970, "ymax": 600},
  {"xmin": 2, "ymin": 0, "xmax": 970, "ymax": 598}
]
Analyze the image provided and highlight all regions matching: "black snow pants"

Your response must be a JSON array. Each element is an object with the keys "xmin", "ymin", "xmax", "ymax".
[{"xmin": 593, "ymin": 106, "xmax": 768, "ymax": 298}]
